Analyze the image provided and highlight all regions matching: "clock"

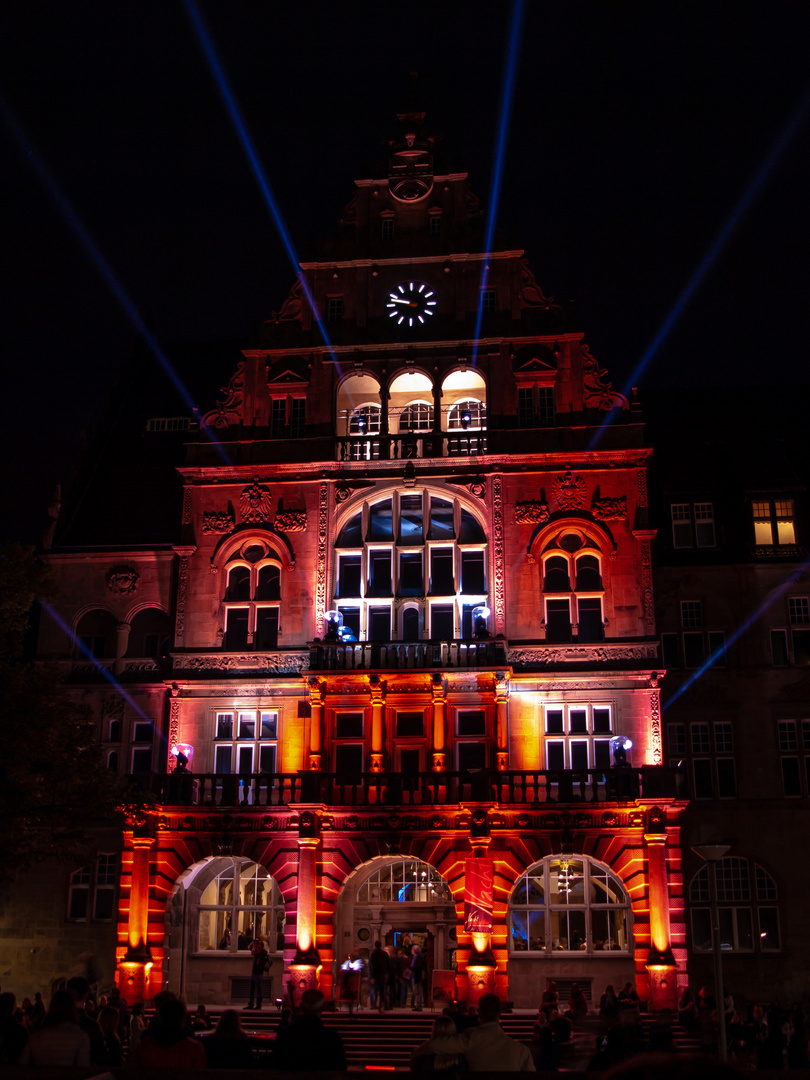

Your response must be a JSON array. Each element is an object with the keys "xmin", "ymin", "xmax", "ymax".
[{"xmin": 386, "ymin": 282, "xmax": 437, "ymax": 328}]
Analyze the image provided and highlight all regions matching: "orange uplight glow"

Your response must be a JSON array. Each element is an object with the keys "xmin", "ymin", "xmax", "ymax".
[{"xmin": 471, "ymin": 932, "xmax": 489, "ymax": 952}]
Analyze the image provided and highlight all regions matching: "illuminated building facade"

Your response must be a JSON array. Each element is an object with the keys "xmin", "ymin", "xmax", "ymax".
[{"xmin": 33, "ymin": 113, "xmax": 687, "ymax": 1009}]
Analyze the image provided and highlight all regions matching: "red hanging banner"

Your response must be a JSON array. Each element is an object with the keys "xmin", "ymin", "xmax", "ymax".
[{"xmin": 464, "ymin": 857, "xmax": 493, "ymax": 934}]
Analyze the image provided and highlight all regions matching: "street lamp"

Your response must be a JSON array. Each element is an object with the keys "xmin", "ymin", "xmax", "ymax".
[{"xmin": 692, "ymin": 842, "xmax": 731, "ymax": 1063}]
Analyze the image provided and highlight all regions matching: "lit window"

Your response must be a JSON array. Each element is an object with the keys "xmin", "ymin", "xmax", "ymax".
[
  {"xmin": 196, "ymin": 859, "xmax": 285, "ymax": 954},
  {"xmin": 541, "ymin": 534, "xmax": 604, "ymax": 644},
  {"xmin": 399, "ymin": 402, "xmax": 434, "ymax": 432},
  {"xmin": 542, "ymin": 704, "xmax": 612, "ymax": 771},
  {"xmin": 213, "ymin": 710, "xmax": 278, "ymax": 777},
  {"xmin": 509, "ymin": 857, "xmax": 631, "ymax": 955},
  {"xmin": 222, "ymin": 542, "xmax": 282, "ymax": 651},
  {"xmin": 753, "ymin": 498, "xmax": 796, "ymax": 547},
  {"xmin": 357, "ymin": 859, "xmax": 452, "ymax": 902}
]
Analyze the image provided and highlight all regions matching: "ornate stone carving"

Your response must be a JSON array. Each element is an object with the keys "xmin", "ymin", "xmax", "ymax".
[
  {"xmin": 202, "ymin": 510, "xmax": 235, "ymax": 534},
  {"xmin": 240, "ymin": 478, "xmax": 272, "ymax": 524},
  {"xmin": 519, "ymin": 258, "xmax": 559, "ymax": 310},
  {"xmin": 106, "ymin": 566, "xmax": 139, "ymax": 594},
  {"xmin": 640, "ymin": 539, "xmax": 655, "ymax": 635},
  {"xmin": 203, "ymin": 360, "xmax": 246, "ymax": 429},
  {"xmin": 173, "ymin": 652, "xmax": 309, "ymax": 674},
  {"xmin": 581, "ymin": 343, "xmax": 628, "ymax": 412},
  {"xmin": 175, "ymin": 555, "xmax": 191, "ymax": 642},
  {"xmin": 335, "ymin": 483, "xmax": 352, "ymax": 503},
  {"xmin": 636, "ymin": 468, "xmax": 648, "ymax": 509},
  {"xmin": 514, "ymin": 499, "xmax": 549, "ymax": 524},
  {"xmin": 508, "ymin": 643, "xmax": 658, "ymax": 666},
  {"xmin": 168, "ymin": 688, "xmax": 180, "ymax": 767},
  {"xmin": 102, "ymin": 695, "xmax": 125, "ymax": 719},
  {"xmin": 492, "ymin": 474, "xmax": 505, "ymax": 634},
  {"xmin": 269, "ymin": 279, "xmax": 303, "ymax": 324},
  {"xmin": 275, "ymin": 509, "xmax": 307, "ymax": 532},
  {"xmin": 182, "ymin": 486, "xmax": 193, "ymax": 525},
  {"xmin": 592, "ymin": 495, "xmax": 627, "ymax": 521},
  {"xmin": 469, "ymin": 480, "xmax": 486, "ymax": 499},
  {"xmin": 551, "ymin": 471, "xmax": 587, "ymax": 511},
  {"xmin": 316, "ymin": 483, "xmax": 328, "ymax": 628}
]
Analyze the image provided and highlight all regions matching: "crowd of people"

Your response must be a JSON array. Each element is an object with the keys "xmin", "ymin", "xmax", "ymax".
[
  {"xmin": 337, "ymin": 940, "xmax": 429, "ymax": 1013},
  {"xmin": 3, "ymin": 969, "xmax": 810, "ymax": 1072}
]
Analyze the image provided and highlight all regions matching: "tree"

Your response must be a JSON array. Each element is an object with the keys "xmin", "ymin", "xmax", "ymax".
[{"xmin": 0, "ymin": 543, "xmax": 124, "ymax": 881}]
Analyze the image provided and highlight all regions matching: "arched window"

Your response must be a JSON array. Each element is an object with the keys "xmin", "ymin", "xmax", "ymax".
[
  {"xmin": 196, "ymin": 859, "xmax": 286, "ymax": 954},
  {"xmin": 399, "ymin": 402, "xmax": 434, "ymax": 432},
  {"xmin": 221, "ymin": 540, "xmax": 283, "ymax": 651},
  {"xmin": 689, "ymin": 858, "xmax": 780, "ymax": 953},
  {"xmin": 509, "ymin": 857, "xmax": 631, "ymax": 954},
  {"xmin": 357, "ymin": 859, "xmax": 452, "ymax": 902},
  {"xmin": 541, "ymin": 531, "xmax": 605, "ymax": 644},
  {"xmin": 125, "ymin": 608, "xmax": 172, "ymax": 658},
  {"xmin": 75, "ymin": 610, "xmax": 118, "ymax": 659},
  {"xmin": 333, "ymin": 492, "xmax": 488, "ymax": 641}
]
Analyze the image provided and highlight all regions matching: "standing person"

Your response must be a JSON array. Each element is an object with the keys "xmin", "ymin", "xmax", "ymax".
[
  {"xmin": 66, "ymin": 976, "xmax": 106, "ymax": 1065},
  {"xmin": 17, "ymin": 990, "xmax": 91, "ymax": 1067},
  {"xmin": 97, "ymin": 1005, "xmax": 124, "ymax": 1066},
  {"xmin": 246, "ymin": 938, "xmax": 270, "ymax": 1011},
  {"xmin": 410, "ymin": 944, "xmax": 427, "ymax": 1012},
  {"xmin": 599, "ymin": 984, "xmax": 619, "ymax": 1027},
  {"xmin": 369, "ymin": 940, "xmax": 391, "ymax": 1013},
  {"xmin": 618, "ymin": 981, "xmax": 639, "ymax": 1012},
  {"xmin": 129, "ymin": 1002, "xmax": 146, "ymax": 1057},
  {"xmin": 272, "ymin": 988, "xmax": 347, "ymax": 1071},
  {"xmin": 540, "ymin": 981, "xmax": 559, "ymax": 1019},
  {"xmin": 396, "ymin": 948, "xmax": 411, "ymax": 1007}
]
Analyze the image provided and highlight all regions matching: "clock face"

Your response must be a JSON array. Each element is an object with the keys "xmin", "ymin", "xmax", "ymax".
[{"xmin": 386, "ymin": 282, "xmax": 437, "ymax": 328}]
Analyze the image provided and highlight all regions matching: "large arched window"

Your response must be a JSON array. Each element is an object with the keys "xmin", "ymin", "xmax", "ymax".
[
  {"xmin": 125, "ymin": 608, "xmax": 172, "ymax": 658},
  {"xmin": 357, "ymin": 859, "xmax": 452, "ymax": 903},
  {"xmin": 197, "ymin": 859, "xmax": 286, "ymax": 954},
  {"xmin": 221, "ymin": 539, "xmax": 283, "ymax": 650},
  {"xmin": 75, "ymin": 609, "xmax": 118, "ymax": 659},
  {"xmin": 442, "ymin": 370, "xmax": 487, "ymax": 456},
  {"xmin": 333, "ymin": 491, "xmax": 488, "ymax": 641},
  {"xmin": 541, "ymin": 531, "xmax": 605, "ymax": 643},
  {"xmin": 689, "ymin": 858, "xmax": 780, "ymax": 953},
  {"xmin": 509, "ymin": 857, "xmax": 631, "ymax": 954}
]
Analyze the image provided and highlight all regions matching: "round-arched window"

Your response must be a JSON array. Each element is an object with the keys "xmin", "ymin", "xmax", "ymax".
[
  {"xmin": 197, "ymin": 859, "xmax": 286, "ymax": 954},
  {"xmin": 357, "ymin": 859, "xmax": 453, "ymax": 903},
  {"xmin": 509, "ymin": 857, "xmax": 631, "ymax": 954}
]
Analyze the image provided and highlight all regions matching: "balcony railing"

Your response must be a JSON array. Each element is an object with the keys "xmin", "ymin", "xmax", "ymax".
[
  {"xmin": 336, "ymin": 434, "xmax": 487, "ymax": 462},
  {"xmin": 137, "ymin": 765, "xmax": 684, "ymax": 809},
  {"xmin": 309, "ymin": 638, "xmax": 507, "ymax": 671}
]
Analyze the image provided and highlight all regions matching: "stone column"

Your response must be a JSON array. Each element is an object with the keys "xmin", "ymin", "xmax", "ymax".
[
  {"xmin": 369, "ymin": 676, "xmax": 385, "ymax": 772},
  {"xmin": 644, "ymin": 823, "xmax": 678, "ymax": 1011},
  {"xmin": 118, "ymin": 832, "xmax": 155, "ymax": 1003},
  {"xmin": 431, "ymin": 673, "xmax": 446, "ymax": 771},
  {"xmin": 290, "ymin": 813, "xmax": 321, "ymax": 1007},
  {"xmin": 308, "ymin": 678, "xmax": 325, "ymax": 771},
  {"xmin": 495, "ymin": 674, "xmax": 509, "ymax": 770}
]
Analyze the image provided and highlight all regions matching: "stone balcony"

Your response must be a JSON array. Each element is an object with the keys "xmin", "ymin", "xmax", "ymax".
[{"xmin": 135, "ymin": 765, "xmax": 685, "ymax": 809}]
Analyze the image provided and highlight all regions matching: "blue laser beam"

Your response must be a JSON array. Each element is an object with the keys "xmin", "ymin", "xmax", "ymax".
[
  {"xmin": 184, "ymin": 0, "xmax": 342, "ymax": 382},
  {"xmin": 589, "ymin": 84, "xmax": 810, "ymax": 451},
  {"xmin": 663, "ymin": 559, "xmax": 810, "ymax": 710},
  {"xmin": 0, "ymin": 93, "xmax": 231, "ymax": 465},
  {"xmin": 471, "ymin": 0, "xmax": 525, "ymax": 367},
  {"xmin": 41, "ymin": 601, "xmax": 161, "ymax": 737}
]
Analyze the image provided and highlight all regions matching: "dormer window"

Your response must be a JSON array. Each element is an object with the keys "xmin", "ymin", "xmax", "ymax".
[{"xmin": 753, "ymin": 498, "xmax": 796, "ymax": 547}]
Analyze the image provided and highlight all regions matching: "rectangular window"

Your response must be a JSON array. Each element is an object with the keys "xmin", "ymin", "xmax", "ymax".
[
  {"xmin": 716, "ymin": 758, "xmax": 737, "ymax": 798},
  {"xmin": 400, "ymin": 747, "xmax": 422, "ymax": 774},
  {"xmin": 216, "ymin": 713, "xmax": 234, "ymax": 739},
  {"xmin": 481, "ymin": 288, "xmax": 497, "ymax": 312},
  {"xmin": 237, "ymin": 745, "xmax": 254, "ymax": 775},
  {"xmin": 399, "ymin": 494, "xmax": 424, "ymax": 544},
  {"xmin": 430, "ymin": 549, "xmax": 454, "ymax": 594},
  {"xmin": 255, "ymin": 608, "xmax": 279, "ymax": 649},
  {"xmin": 270, "ymin": 398, "xmax": 287, "ymax": 437},
  {"xmin": 753, "ymin": 500, "xmax": 773, "ymax": 545},
  {"xmin": 368, "ymin": 607, "xmax": 391, "ymax": 641},
  {"xmin": 339, "ymin": 606, "xmax": 360, "ymax": 640},
  {"xmin": 793, "ymin": 629, "xmax": 810, "ymax": 665},
  {"xmin": 570, "ymin": 741, "xmax": 589, "ymax": 770},
  {"xmin": 398, "ymin": 552, "xmax": 423, "ymax": 595},
  {"xmin": 461, "ymin": 551, "xmax": 485, "ymax": 594},
  {"xmin": 289, "ymin": 398, "xmax": 306, "ymax": 436},
  {"xmin": 781, "ymin": 757, "xmax": 802, "ymax": 796},
  {"xmin": 545, "ymin": 741, "xmax": 565, "ymax": 771},
  {"xmin": 336, "ymin": 713, "xmax": 363, "ymax": 738},
  {"xmin": 546, "ymin": 599, "xmax": 571, "ymax": 643},
  {"xmin": 457, "ymin": 710, "xmax": 486, "ymax": 736},
  {"xmin": 694, "ymin": 503, "xmax": 716, "ymax": 547},
  {"xmin": 662, "ymin": 633, "xmax": 680, "ymax": 668},
  {"xmin": 458, "ymin": 742, "xmax": 487, "ymax": 772},
  {"xmin": 569, "ymin": 708, "xmax": 588, "ymax": 734},
  {"xmin": 326, "ymin": 296, "xmax": 344, "ymax": 322},
  {"xmin": 381, "ymin": 218, "xmax": 394, "ymax": 240},
  {"xmin": 667, "ymin": 722, "xmax": 686, "ymax": 757},
  {"xmin": 238, "ymin": 712, "xmax": 256, "ymax": 739},
  {"xmin": 368, "ymin": 551, "xmax": 392, "ymax": 596},
  {"xmin": 714, "ymin": 722, "xmax": 734, "ymax": 753},
  {"xmin": 259, "ymin": 744, "xmax": 277, "ymax": 774},
  {"xmin": 214, "ymin": 745, "xmax": 232, "ymax": 774},
  {"xmin": 778, "ymin": 720, "xmax": 797, "ymax": 751},
  {"xmin": 671, "ymin": 504, "xmax": 692, "ymax": 548},
  {"xmin": 68, "ymin": 866, "xmax": 91, "ymax": 920},
  {"xmin": 577, "ymin": 598, "xmax": 603, "ymax": 642},
  {"xmin": 396, "ymin": 712, "xmax": 424, "ymax": 737},
  {"xmin": 683, "ymin": 632, "xmax": 705, "ymax": 668},
  {"xmin": 431, "ymin": 604, "xmax": 454, "ymax": 640},
  {"xmin": 133, "ymin": 721, "xmax": 153, "ymax": 743},
  {"xmin": 428, "ymin": 498, "xmax": 455, "ymax": 539},
  {"xmin": 461, "ymin": 603, "xmax": 476, "ymax": 640},
  {"xmin": 131, "ymin": 747, "xmax": 152, "ymax": 773},
  {"xmin": 593, "ymin": 707, "xmax": 612, "ymax": 734},
  {"xmin": 758, "ymin": 907, "xmax": 781, "ymax": 951},
  {"xmin": 224, "ymin": 608, "xmax": 249, "ymax": 650},
  {"xmin": 691, "ymin": 908, "xmax": 713, "ymax": 951},
  {"xmin": 335, "ymin": 743, "xmax": 364, "ymax": 777},
  {"xmin": 790, "ymin": 597, "xmax": 810, "ymax": 624},
  {"xmin": 337, "ymin": 555, "xmax": 362, "ymax": 598},
  {"xmin": 693, "ymin": 758, "xmax": 713, "ymax": 799},
  {"xmin": 93, "ymin": 854, "xmax": 117, "ymax": 920},
  {"xmin": 775, "ymin": 499, "xmax": 796, "ymax": 544},
  {"xmin": 537, "ymin": 386, "xmax": 555, "ymax": 426},
  {"xmin": 707, "ymin": 630, "xmax": 727, "ymax": 666},
  {"xmin": 517, "ymin": 387, "xmax": 534, "ymax": 428},
  {"xmin": 368, "ymin": 501, "xmax": 394, "ymax": 540},
  {"xmin": 754, "ymin": 498, "xmax": 796, "ymax": 546},
  {"xmin": 691, "ymin": 723, "xmax": 710, "ymax": 754},
  {"xmin": 803, "ymin": 720, "xmax": 810, "ymax": 750},
  {"xmin": 771, "ymin": 629, "xmax": 789, "ymax": 666},
  {"xmin": 429, "ymin": 215, "xmax": 442, "ymax": 237},
  {"xmin": 545, "ymin": 708, "xmax": 564, "ymax": 735},
  {"xmin": 260, "ymin": 711, "xmax": 278, "ymax": 739},
  {"xmin": 681, "ymin": 600, "xmax": 703, "ymax": 627}
]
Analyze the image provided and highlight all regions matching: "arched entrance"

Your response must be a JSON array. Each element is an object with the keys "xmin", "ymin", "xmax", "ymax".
[
  {"xmin": 334, "ymin": 856, "xmax": 456, "ymax": 1007},
  {"xmin": 163, "ymin": 856, "xmax": 286, "ymax": 1006}
]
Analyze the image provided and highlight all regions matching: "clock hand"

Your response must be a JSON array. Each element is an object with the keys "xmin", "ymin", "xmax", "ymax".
[{"xmin": 388, "ymin": 298, "xmax": 411, "ymax": 305}]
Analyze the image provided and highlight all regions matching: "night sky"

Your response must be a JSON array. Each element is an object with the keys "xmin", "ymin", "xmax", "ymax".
[{"xmin": 3, "ymin": 2, "xmax": 809, "ymax": 543}]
